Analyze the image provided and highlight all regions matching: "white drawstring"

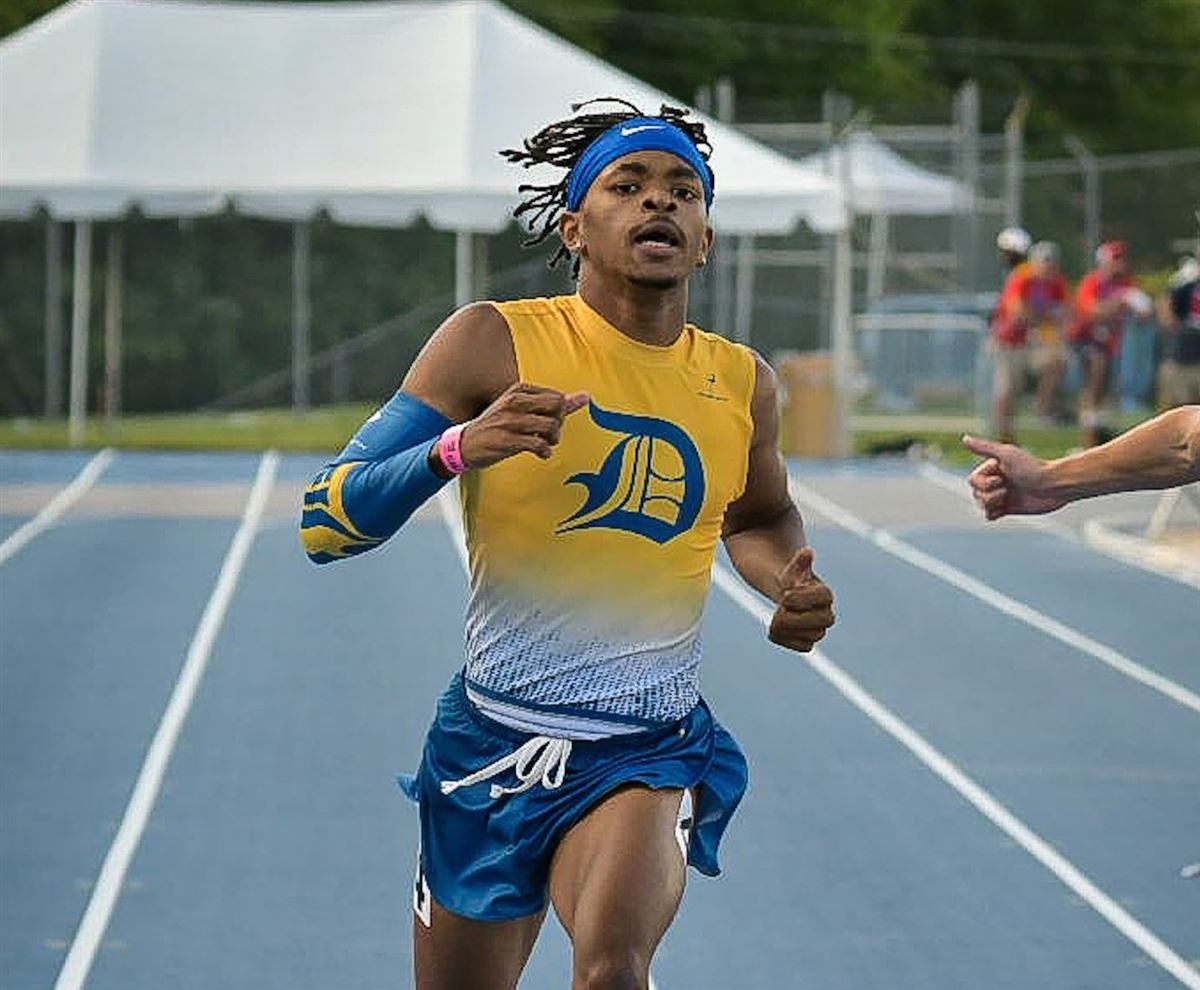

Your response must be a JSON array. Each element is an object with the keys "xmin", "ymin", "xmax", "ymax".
[{"xmin": 440, "ymin": 736, "xmax": 573, "ymax": 799}]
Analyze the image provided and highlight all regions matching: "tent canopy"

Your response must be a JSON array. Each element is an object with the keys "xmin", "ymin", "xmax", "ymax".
[
  {"xmin": 0, "ymin": 0, "xmax": 843, "ymax": 234},
  {"xmin": 798, "ymin": 132, "xmax": 972, "ymax": 216}
]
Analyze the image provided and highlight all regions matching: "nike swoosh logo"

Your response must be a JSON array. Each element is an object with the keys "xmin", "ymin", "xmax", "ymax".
[{"xmin": 620, "ymin": 124, "xmax": 665, "ymax": 137}]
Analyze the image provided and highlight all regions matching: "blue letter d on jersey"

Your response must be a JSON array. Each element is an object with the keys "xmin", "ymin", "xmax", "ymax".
[{"xmin": 557, "ymin": 401, "xmax": 705, "ymax": 544}]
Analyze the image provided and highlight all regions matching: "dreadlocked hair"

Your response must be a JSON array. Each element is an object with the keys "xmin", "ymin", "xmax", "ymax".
[{"xmin": 500, "ymin": 97, "xmax": 711, "ymax": 272}]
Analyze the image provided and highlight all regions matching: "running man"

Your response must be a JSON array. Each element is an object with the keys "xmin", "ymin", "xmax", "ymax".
[
  {"xmin": 963, "ymin": 405, "xmax": 1200, "ymax": 519},
  {"xmin": 300, "ymin": 99, "xmax": 836, "ymax": 990},
  {"xmin": 1067, "ymin": 240, "xmax": 1153, "ymax": 446}
]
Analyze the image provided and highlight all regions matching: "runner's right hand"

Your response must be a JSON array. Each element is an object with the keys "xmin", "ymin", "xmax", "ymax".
[{"xmin": 458, "ymin": 383, "xmax": 589, "ymax": 470}]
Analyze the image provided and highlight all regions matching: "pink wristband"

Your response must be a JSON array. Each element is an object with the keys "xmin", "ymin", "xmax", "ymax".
[{"xmin": 436, "ymin": 423, "xmax": 470, "ymax": 475}]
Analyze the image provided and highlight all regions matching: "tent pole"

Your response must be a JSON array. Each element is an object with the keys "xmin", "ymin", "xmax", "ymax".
[
  {"xmin": 292, "ymin": 221, "xmax": 311, "ymax": 412},
  {"xmin": 68, "ymin": 220, "xmax": 93, "ymax": 447},
  {"xmin": 714, "ymin": 83, "xmax": 736, "ymax": 338},
  {"xmin": 953, "ymin": 81, "xmax": 981, "ymax": 291},
  {"xmin": 44, "ymin": 217, "xmax": 64, "ymax": 419},
  {"xmin": 866, "ymin": 212, "xmax": 888, "ymax": 305},
  {"xmin": 473, "ymin": 233, "xmax": 489, "ymax": 301},
  {"xmin": 831, "ymin": 137, "xmax": 854, "ymax": 459},
  {"xmin": 733, "ymin": 235, "xmax": 755, "ymax": 345},
  {"xmin": 455, "ymin": 231, "xmax": 473, "ymax": 309},
  {"xmin": 103, "ymin": 225, "xmax": 123, "ymax": 421},
  {"xmin": 714, "ymin": 244, "xmax": 734, "ymax": 335},
  {"xmin": 1004, "ymin": 94, "xmax": 1029, "ymax": 228},
  {"xmin": 1065, "ymin": 135, "xmax": 1100, "ymax": 264}
]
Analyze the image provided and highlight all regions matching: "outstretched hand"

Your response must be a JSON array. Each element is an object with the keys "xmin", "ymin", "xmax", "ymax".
[
  {"xmin": 768, "ymin": 547, "xmax": 835, "ymax": 653},
  {"xmin": 460, "ymin": 383, "xmax": 590, "ymax": 470},
  {"xmin": 962, "ymin": 434, "xmax": 1067, "ymax": 519}
]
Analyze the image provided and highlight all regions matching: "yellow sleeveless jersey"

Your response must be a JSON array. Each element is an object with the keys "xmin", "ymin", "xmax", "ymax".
[{"xmin": 459, "ymin": 294, "xmax": 756, "ymax": 723}]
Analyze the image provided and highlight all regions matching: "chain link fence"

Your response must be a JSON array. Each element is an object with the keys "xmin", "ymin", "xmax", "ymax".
[
  {"xmin": 733, "ymin": 88, "xmax": 1198, "ymax": 420},
  {"xmin": 2, "ymin": 83, "xmax": 1196, "ymax": 421}
]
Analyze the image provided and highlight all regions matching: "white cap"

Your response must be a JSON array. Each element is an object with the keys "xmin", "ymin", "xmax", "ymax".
[{"xmin": 996, "ymin": 227, "xmax": 1031, "ymax": 254}]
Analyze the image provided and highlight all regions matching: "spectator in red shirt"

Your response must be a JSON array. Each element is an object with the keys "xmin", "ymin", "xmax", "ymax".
[
  {"xmin": 1068, "ymin": 241, "xmax": 1152, "ymax": 446},
  {"xmin": 1024, "ymin": 242, "xmax": 1072, "ymax": 425}
]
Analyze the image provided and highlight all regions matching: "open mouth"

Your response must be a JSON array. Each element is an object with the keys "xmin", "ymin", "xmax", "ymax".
[{"xmin": 633, "ymin": 222, "xmax": 682, "ymax": 250}]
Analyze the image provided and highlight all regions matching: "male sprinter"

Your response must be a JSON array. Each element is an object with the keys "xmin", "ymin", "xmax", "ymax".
[{"xmin": 300, "ymin": 99, "xmax": 836, "ymax": 990}]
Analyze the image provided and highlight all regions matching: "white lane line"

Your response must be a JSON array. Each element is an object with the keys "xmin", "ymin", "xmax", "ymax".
[
  {"xmin": 711, "ymin": 564, "xmax": 1200, "ymax": 990},
  {"xmin": 790, "ymin": 475, "xmax": 1200, "ymax": 716},
  {"xmin": 435, "ymin": 483, "xmax": 664, "ymax": 990},
  {"xmin": 52, "ymin": 450, "xmax": 280, "ymax": 990},
  {"xmin": 916, "ymin": 461, "xmax": 1200, "ymax": 592},
  {"xmin": 0, "ymin": 448, "xmax": 116, "ymax": 567}
]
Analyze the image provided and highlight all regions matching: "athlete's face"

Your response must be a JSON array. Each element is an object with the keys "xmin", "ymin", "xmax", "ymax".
[
  {"xmin": 560, "ymin": 150, "xmax": 714, "ymax": 290},
  {"xmin": 1031, "ymin": 257, "xmax": 1057, "ymax": 278},
  {"xmin": 1105, "ymin": 256, "xmax": 1128, "ymax": 278}
]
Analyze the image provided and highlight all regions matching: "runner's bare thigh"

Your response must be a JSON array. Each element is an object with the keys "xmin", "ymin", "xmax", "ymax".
[
  {"xmin": 549, "ymin": 785, "xmax": 688, "ymax": 986},
  {"xmin": 414, "ymin": 897, "xmax": 546, "ymax": 990}
]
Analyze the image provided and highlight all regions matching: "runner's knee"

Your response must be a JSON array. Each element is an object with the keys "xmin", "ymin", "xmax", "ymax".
[{"xmin": 572, "ymin": 951, "xmax": 649, "ymax": 990}]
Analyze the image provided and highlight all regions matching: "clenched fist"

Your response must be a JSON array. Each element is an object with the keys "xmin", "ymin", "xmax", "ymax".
[
  {"xmin": 768, "ymin": 547, "xmax": 836, "ymax": 653},
  {"xmin": 456, "ymin": 383, "xmax": 590, "ymax": 471}
]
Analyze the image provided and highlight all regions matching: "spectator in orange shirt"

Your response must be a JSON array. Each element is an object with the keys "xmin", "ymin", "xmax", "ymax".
[
  {"xmin": 988, "ymin": 227, "xmax": 1032, "ymax": 442},
  {"xmin": 1068, "ymin": 241, "xmax": 1152, "ymax": 446}
]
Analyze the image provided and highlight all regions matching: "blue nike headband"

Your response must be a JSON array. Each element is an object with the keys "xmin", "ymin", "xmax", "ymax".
[{"xmin": 565, "ymin": 117, "xmax": 715, "ymax": 212}]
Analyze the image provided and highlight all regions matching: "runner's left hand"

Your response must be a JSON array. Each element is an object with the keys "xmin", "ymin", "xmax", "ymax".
[{"xmin": 768, "ymin": 548, "xmax": 835, "ymax": 653}]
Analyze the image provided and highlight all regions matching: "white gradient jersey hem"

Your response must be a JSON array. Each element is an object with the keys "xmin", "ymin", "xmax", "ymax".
[
  {"xmin": 465, "ymin": 680, "xmax": 667, "ymax": 741},
  {"xmin": 463, "ymin": 609, "xmax": 704, "ymax": 725}
]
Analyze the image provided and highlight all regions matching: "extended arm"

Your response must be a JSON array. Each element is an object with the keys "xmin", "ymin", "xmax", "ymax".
[
  {"xmin": 300, "ymin": 391, "xmax": 453, "ymax": 563},
  {"xmin": 964, "ymin": 405, "xmax": 1200, "ymax": 519},
  {"xmin": 721, "ymin": 354, "xmax": 835, "ymax": 652},
  {"xmin": 301, "ymin": 303, "xmax": 585, "ymax": 564}
]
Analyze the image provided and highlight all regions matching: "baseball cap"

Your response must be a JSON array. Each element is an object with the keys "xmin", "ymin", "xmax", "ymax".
[{"xmin": 996, "ymin": 227, "xmax": 1031, "ymax": 254}]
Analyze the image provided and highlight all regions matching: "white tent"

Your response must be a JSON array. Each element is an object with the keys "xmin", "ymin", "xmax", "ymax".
[
  {"xmin": 0, "ymin": 0, "xmax": 847, "ymax": 441},
  {"xmin": 799, "ymin": 131, "xmax": 975, "ymax": 305},
  {"xmin": 0, "ymin": 0, "xmax": 843, "ymax": 234},
  {"xmin": 797, "ymin": 131, "xmax": 971, "ymax": 217}
]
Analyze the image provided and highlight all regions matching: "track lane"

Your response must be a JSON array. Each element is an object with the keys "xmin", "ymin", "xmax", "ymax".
[
  {"xmin": 0, "ymin": 515, "xmax": 241, "ymax": 990},
  {"xmin": 82, "ymin": 514, "xmax": 468, "ymax": 990},
  {"xmin": 728, "ymin": 530, "xmax": 1200, "ymax": 974},
  {"xmin": 895, "ymin": 527, "xmax": 1200, "ymax": 692}
]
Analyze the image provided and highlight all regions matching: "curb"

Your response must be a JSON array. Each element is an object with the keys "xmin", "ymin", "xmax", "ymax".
[{"xmin": 1083, "ymin": 515, "xmax": 1200, "ymax": 591}]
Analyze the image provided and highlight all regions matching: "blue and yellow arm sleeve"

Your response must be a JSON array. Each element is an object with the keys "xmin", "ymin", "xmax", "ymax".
[{"xmin": 300, "ymin": 390, "xmax": 453, "ymax": 564}]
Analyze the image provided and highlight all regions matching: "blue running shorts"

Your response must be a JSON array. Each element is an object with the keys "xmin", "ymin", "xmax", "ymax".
[{"xmin": 397, "ymin": 671, "xmax": 748, "ymax": 922}]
